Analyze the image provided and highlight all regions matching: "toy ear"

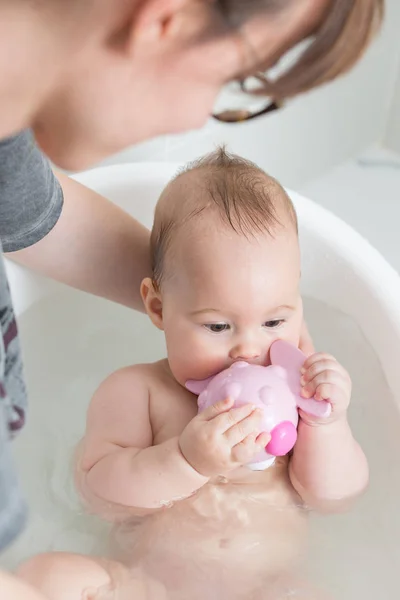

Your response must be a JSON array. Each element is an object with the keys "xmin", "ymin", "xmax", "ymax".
[
  {"xmin": 270, "ymin": 340, "xmax": 305, "ymax": 398},
  {"xmin": 270, "ymin": 340, "xmax": 306, "ymax": 372},
  {"xmin": 270, "ymin": 340, "xmax": 331, "ymax": 419},
  {"xmin": 185, "ymin": 376, "xmax": 214, "ymax": 395}
]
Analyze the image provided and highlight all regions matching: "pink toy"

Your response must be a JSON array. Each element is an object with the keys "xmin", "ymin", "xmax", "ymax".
[{"xmin": 186, "ymin": 340, "xmax": 331, "ymax": 470}]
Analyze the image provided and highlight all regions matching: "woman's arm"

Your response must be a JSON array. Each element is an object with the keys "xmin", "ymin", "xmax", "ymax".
[{"xmin": 8, "ymin": 171, "xmax": 151, "ymax": 311}]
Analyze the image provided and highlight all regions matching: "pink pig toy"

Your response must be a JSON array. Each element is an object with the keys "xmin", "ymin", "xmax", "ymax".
[{"xmin": 186, "ymin": 340, "xmax": 331, "ymax": 471}]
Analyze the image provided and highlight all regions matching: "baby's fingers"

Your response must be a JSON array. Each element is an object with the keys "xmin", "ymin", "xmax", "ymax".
[
  {"xmin": 256, "ymin": 431, "xmax": 272, "ymax": 447},
  {"xmin": 301, "ymin": 352, "xmax": 336, "ymax": 371},
  {"xmin": 301, "ymin": 356, "xmax": 350, "ymax": 385},
  {"xmin": 301, "ymin": 370, "xmax": 348, "ymax": 402},
  {"xmin": 231, "ymin": 431, "xmax": 270, "ymax": 464},
  {"xmin": 199, "ymin": 397, "xmax": 235, "ymax": 421},
  {"xmin": 224, "ymin": 408, "xmax": 263, "ymax": 446},
  {"xmin": 301, "ymin": 369, "xmax": 341, "ymax": 397},
  {"xmin": 211, "ymin": 402, "xmax": 259, "ymax": 434}
]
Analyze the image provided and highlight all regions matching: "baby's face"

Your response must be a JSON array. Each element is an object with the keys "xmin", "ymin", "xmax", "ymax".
[{"xmin": 159, "ymin": 215, "xmax": 303, "ymax": 386}]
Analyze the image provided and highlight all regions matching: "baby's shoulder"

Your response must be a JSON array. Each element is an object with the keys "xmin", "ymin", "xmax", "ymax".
[
  {"xmin": 88, "ymin": 362, "xmax": 167, "ymax": 420},
  {"xmin": 94, "ymin": 360, "xmax": 170, "ymax": 397}
]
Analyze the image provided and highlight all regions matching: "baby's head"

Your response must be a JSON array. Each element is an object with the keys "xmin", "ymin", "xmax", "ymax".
[{"xmin": 142, "ymin": 147, "xmax": 302, "ymax": 385}]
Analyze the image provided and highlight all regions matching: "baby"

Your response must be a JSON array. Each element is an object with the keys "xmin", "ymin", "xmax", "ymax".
[{"xmin": 19, "ymin": 149, "xmax": 368, "ymax": 600}]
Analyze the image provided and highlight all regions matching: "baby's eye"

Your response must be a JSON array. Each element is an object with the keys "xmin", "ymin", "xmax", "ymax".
[
  {"xmin": 204, "ymin": 323, "xmax": 230, "ymax": 333},
  {"xmin": 263, "ymin": 320, "xmax": 284, "ymax": 329}
]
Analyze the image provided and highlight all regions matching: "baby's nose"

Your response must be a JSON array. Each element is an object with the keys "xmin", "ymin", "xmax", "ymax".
[{"xmin": 229, "ymin": 342, "xmax": 260, "ymax": 361}]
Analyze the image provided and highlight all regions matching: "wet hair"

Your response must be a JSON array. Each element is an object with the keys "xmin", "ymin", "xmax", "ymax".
[
  {"xmin": 150, "ymin": 147, "xmax": 298, "ymax": 288},
  {"xmin": 217, "ymin": 0, "xmax": 384, "ymax": 101}
]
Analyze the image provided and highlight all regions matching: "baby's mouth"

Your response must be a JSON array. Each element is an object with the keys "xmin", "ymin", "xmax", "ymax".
[{"xmin": 230, "ymin": 357, "xmax": 270, "ymax": 368}]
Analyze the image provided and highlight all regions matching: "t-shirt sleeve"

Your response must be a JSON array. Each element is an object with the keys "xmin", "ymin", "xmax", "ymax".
[{"xmin": 0, "ymin": 130, "xmax": 63, "ymax": 253}]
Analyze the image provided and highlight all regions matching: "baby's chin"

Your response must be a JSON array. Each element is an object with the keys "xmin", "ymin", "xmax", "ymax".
[{"xmin": 168, "ymin": 359, "xmax": 227, "ymax": 390}]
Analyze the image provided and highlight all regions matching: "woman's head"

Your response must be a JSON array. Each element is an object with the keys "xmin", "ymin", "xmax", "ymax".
[
  {"xmin": 142, "ymin": 148, "xmax": 303, "ymax": 385},
  {"xmin": 1, "ymin": 0, "xmax": 384, "ymax": 169}
]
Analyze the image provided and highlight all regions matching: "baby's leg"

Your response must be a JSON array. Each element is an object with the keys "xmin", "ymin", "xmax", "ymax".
[
  {"xmin": 17, "ymin": 552, "xmax": 167, "ymax": 600},
  {"xmin": 18, "ymin": 553, "xmax": 117, "ymax": 600}
]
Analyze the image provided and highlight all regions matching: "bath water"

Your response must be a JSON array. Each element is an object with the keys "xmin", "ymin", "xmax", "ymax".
[{"xmin": 1, "ymin": 289, "xmax": 400, "ymax": 598}]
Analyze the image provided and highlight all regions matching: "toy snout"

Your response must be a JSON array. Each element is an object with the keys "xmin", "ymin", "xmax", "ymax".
[{"xmin": 265, "ymin": 421, "xmax": 298, "ymax": 456}]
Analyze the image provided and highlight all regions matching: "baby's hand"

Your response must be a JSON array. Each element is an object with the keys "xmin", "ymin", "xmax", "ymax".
[
  {"xmin": 179, "ymin": 398, "xmax": 271, "ymax": 478},
  {"xmin": 300, "ymin": 352, "xmax": 351, "ymax": 424}
]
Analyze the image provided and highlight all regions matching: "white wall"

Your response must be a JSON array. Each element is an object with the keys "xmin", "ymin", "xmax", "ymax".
[
  {"xmin": 385, "ymin": 66, "xmax": 400, "ymax": 154},
  {"xmin": 95, "ymin": 0, "xmax": 400, "ymax": 189}
]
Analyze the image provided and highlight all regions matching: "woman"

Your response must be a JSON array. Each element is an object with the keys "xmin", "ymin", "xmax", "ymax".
[{"xmin": 0, "ymin": 0, "xmax": 383, "ymax": 598}]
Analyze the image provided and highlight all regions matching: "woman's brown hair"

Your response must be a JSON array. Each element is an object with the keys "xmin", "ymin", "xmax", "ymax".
[{"xmin": 223, "ymin": 0, "xmax": 384, "ymax": 101}]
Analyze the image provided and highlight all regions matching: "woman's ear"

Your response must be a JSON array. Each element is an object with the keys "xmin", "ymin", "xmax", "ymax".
[
  {"xmin": 104, "ymin": 0, "xmax": 193, "ymax": 57},
  {"xmin": 141, "ymin": 277, "xmax": 164, "ymax": 330},
  {"xmin": 116, "ymin": 0, "xmax": 193, "ymax": 49}
]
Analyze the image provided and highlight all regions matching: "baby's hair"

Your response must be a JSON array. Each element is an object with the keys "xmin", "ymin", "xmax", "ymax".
[{"xmin": 151, "ymin": 146, "xmax": 298, "ymax": 288}]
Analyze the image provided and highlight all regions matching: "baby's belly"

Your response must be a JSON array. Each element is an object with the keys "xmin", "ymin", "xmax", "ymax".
[{"xmin": 112, "ymin": 461, "xmax": 308, "ymax": 598}]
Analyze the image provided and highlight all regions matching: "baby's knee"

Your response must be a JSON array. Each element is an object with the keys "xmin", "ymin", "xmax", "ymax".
[{"xmin": 17, "ymin": 552, "xmax": 112, "ymax": 600}]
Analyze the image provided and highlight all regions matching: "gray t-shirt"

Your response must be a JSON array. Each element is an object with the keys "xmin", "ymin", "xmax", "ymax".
[{"xmin": 0, "ymin": 130, "xmax": 63, "ymax": 550}]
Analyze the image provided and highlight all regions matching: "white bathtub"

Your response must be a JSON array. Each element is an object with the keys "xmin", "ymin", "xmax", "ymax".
[{"xmin": 1, "ymin": 163, "xmax": 400, "ymax": 598}]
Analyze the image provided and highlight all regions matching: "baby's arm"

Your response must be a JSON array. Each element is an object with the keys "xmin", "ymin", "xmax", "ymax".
[
  {"xmin": 288, "ymin": 353, "xmax": 369, "ymax": 511},
  {"xmin": 78, "ymin": 368, "xmax": 266, "ymax": 513},
  {"xmin": 78, "ymin": 367, "xmax": 208, "ymax": 512}
]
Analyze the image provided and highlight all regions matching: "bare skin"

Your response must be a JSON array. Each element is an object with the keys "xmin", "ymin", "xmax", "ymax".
[
  {"xmin": 0, "ymin": 1, "xmax": 382, "ymax": 599},
  {"xmin": 20, "ymin": 177, "xmax": 368, "ymax": 599},
  {"xmin": 79, "ymin": 361, "xmax": 309, "ymax": 599}
]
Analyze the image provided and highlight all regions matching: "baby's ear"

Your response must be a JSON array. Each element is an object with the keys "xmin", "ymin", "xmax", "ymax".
[{"xmin": 141, "ymin": 278, "xmax": 164, "ymax": 330}]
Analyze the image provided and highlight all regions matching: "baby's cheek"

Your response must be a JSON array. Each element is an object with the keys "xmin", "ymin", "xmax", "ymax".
[
  {"xmin": 273, "ymin": 330, "xmax": 300, "ymax": 351},
  {"xmin": 282, "ymin": 317, "xmax": 303, "ymax": 348},
  {"xmin": 167, "ymin": 332, "xmax": 227, "ymax": 385}
]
